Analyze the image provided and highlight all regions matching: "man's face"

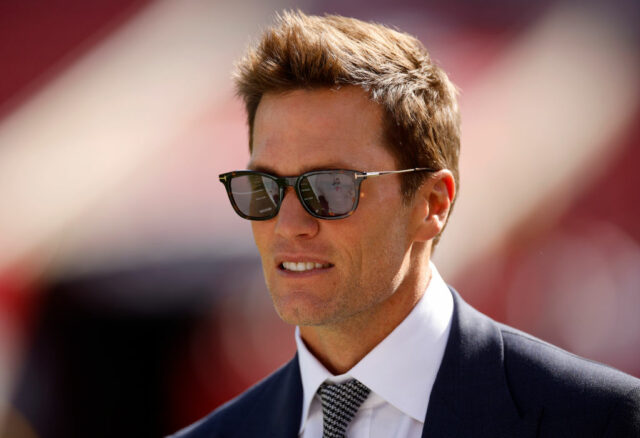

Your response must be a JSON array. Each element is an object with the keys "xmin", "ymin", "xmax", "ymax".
[{"xmin": 249, "ymin": 87, "xmax": 419, "ymax": 328}]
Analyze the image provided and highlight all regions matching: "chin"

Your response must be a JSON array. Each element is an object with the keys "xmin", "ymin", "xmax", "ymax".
[{"xmin": 271, "ymin": 295, "xmax": 336, "ymax": 327}]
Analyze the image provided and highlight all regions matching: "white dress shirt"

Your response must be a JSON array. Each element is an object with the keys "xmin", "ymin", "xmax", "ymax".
[{"xmin": 295, "ymin": 263, "xmax": 454, "ymax": 438}]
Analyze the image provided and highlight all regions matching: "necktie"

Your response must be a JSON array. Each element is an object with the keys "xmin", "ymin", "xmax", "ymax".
[{"xmin": 317, "ymin": 379, "xmax": 371, "ymax": 438}]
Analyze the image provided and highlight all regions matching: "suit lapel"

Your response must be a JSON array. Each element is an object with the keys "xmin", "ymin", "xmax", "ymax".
[
  {"xmin": 268, "ymin": 356, "xmax": 303, "ymax": 438},
  {"xmin": 422, "ymin": 288, "xmax": 541, "ymax": 438},
  {"xmin": 237, "ymin": 355, "xmax": 303, "ymax": 438}
]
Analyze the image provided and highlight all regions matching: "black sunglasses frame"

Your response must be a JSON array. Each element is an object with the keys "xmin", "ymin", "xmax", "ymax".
[{"xmin": 218, "ymin": 168, "xmax": 435, "ymax": 221}]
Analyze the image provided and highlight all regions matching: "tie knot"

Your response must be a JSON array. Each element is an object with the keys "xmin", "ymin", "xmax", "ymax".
[{"xmin": 317, "ymin": 379, "xmax": 371, "ymax": 438}]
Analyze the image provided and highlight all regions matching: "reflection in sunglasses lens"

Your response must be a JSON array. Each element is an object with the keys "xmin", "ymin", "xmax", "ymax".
[
  {"xmin": 231, "ymin": 174, "xmax": 279, "ymax": 218},
  {"xmin": 304, "ymin": 172, "xmax": 356, "ymax": 217}
]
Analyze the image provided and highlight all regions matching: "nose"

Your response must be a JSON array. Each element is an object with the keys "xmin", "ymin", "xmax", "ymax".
[{"xmin": 274, "ymin": 187, "xmax": 320, "ymax": 239}]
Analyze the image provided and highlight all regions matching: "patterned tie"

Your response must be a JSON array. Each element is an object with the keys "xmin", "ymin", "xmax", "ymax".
[{"xmin": 317, "ymin": 379, "xmax": 371, "ymax": 438}]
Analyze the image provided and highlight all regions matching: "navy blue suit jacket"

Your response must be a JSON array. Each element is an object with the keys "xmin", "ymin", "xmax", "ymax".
[{"xmin": 171, "ymin": 289, "xmax": 640, "ymax": 437}]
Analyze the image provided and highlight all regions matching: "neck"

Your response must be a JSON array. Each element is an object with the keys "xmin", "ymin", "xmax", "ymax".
[{"xmin": 299, "ymin": 258, "xmax": 433, "ymax": 375}]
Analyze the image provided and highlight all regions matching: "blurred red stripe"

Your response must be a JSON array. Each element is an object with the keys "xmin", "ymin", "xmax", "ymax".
[{"xmin": 0, "ymin": 0, "xmax": 153, "ymax": 120}]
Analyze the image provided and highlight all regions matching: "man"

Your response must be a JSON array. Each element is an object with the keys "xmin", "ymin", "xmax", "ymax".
[{"xmin": 172, "ymin": 11, "xmax": 640, "ymax": 438}]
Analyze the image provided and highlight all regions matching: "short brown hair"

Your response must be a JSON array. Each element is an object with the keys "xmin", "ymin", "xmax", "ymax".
[{"xmin": 234, "ymin": 11, "xmax": 460, "ymax": 239}]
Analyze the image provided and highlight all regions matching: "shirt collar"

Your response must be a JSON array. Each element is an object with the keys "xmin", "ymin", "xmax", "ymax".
[{"xmin": 295, "ymin": 262, "xmax": 453, "ymax": 430}]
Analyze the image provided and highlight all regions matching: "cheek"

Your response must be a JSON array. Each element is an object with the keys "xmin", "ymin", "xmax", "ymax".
[
  {"xmin": 251, "ymin": 222, "xmax": 274, "ymax": 262},
  {"xmin": 357, "ymin": 210, "xmax": 410, "ymax": 275}
]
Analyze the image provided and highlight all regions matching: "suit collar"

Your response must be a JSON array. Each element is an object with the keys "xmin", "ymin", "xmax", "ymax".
[{"xmin": 423, "ymin": 288, "xmax": 541, "ymax": 438}]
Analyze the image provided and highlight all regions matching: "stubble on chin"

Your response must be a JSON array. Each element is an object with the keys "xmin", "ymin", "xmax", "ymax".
[{"xmin": 268, "ymin": 288, "xmax": 336, "ymax": 327}]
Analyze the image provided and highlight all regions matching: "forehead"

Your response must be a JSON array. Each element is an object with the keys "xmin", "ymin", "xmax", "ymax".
[{"xmin": 249, "ymin": 87, "xmax": 396, "ymax": 174}]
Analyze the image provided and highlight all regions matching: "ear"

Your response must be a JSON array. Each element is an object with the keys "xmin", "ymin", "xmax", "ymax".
[{"xmin": 412, "ymin": 170, "xmax": 456, "ymax": 243}]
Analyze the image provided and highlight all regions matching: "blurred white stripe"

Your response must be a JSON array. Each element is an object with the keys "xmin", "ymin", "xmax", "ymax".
[
  {"xmin": 0, "ymin": 1, "xmax": 301, "ymax": 273},
  {"xmin": 436, "ymin": 2, "xmax": 640, "ymax": 279}
]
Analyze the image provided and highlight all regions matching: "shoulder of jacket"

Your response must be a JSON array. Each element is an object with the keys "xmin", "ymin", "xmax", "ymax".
[{"xmin": 498, "ymin": 322, "xmax": 640, "ymax": 424}]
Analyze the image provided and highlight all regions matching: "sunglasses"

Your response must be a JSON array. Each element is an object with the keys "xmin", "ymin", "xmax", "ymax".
[{"xmin": 218, "ymin": 167, "xmax": 435, "ymax": 220}]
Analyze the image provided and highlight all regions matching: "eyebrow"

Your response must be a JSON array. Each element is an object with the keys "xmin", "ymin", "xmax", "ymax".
[
  {"xmin": 247, "ymin": 163, "xmax": 278, "ymax": 174},
  {"xmin": 247, "ymin": 162, "xmax": 358, "ymax": 176}
]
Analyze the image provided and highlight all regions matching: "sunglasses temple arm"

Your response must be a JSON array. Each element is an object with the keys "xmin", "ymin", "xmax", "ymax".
[{"xmin": 357, "ymin": 167, "xmax": 435, "ymax": 179}]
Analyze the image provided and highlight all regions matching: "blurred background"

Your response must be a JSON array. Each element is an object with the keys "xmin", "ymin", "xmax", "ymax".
[{"xmin": 0, "ymin": 0, "xmax": 638, "ymax": 436}]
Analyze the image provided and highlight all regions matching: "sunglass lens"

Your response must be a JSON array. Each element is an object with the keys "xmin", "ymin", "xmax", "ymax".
[
  {"xmin": 230, "ymin": 174, "xmax": 279, "ymax": 218},
  {"xmin": 302, "ymin": 172, "xmax": 357, "ymax": 217}
]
